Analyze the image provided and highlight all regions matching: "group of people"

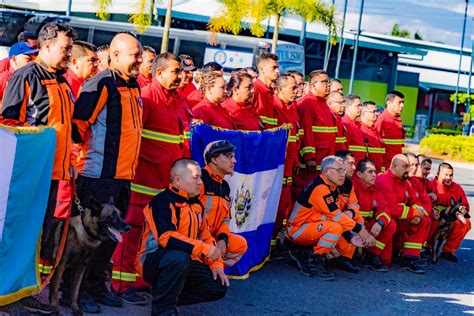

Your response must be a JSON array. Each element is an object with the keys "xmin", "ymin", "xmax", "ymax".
[{"xmin": 0, "ymin": 21, "xmax": 470, "ymax": 316}]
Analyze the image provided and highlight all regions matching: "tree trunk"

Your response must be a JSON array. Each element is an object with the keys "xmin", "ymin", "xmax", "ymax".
[
  {"xmin": 271, "ymin": 14, "xmax": 280, "ymax": 54},
  {"xmin": 161, "ymin": 0, "xmax": 173, "ymax": 53},
  {"xmin": 150, "ymin": 0, "xmax": 155, "ymax": 25}
]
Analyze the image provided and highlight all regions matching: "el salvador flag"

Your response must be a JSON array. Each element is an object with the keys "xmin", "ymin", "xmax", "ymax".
[
  {"xmin": 191, "ymin": 123, "xmax": 288, "ymax": 278},
  {"xmin": 0, "ymin": 125, "xmax": 56, "ymax": 305}
]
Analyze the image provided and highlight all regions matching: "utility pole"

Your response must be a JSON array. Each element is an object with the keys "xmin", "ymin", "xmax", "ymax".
[
  {"xmin": 349, "ymin": 0, "xmax": 364, "ymax": 94},
  {"xmin": 335, "ymin": 0, "xmax": 348, "ymax": 79},
  {"xmin": 66, "ymin": 0, "xmax": 72, "ymax": 16},
  {"xmin": 323, "ymin": 0, "xmax": 335, "ymax": 71},
  {"xmin": 453, "ymin": 0, "xmax": 469, "ymax": 128},
  {"xmin": 161, "ymin": 0, "xmax": 173, "ymax": 53}
]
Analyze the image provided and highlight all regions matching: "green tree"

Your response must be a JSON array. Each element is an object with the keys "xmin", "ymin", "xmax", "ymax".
[
  {"xmin": 208, "ymin": 0, "xmax": 338, "ymax": 54},
  {"xmin": 391, "ymin": 23, "xmax": 410, "ymax": 38}
]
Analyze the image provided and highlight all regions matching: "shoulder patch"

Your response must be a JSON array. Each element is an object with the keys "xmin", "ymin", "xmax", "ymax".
[{"xmin": 323, "ymin": 193, "xmax": 338, "ymax": 212}]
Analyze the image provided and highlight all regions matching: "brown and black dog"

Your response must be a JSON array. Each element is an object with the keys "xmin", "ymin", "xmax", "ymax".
[
  {"xmin": 48, "ymin": 197, "xmax": 130, "ymax": 315},
  {"xmin": 431, "ymin": 197, "xmax": 469, "ymax": 264}
]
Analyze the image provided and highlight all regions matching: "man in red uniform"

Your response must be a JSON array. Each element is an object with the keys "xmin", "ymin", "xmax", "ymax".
[
  {"xmin": 253, "ymin": 53, "xmax": 279, "ymax": 129},
  {"xmin": 287, "ymin": 70, "xmax": 305, "ymax": 99},
  {"xmin": 186, "ymin": 62, "xmax": 223, "ymax": 109},
  {"xmin": 342, "ymin": 94, "xmax": 366, "ymax": 165},
  {"xmin": 272, "ymin": 73, "xmax": 299, "ymax": 248},
  {"xmin": 327, "ymin": 91, "xmax": 348, "ymax": 151},
  {"xmin": 354, "ymin": 158, "xmax": 396, "ymax": 271},
  {"xmin": 375, "ymin": 91, "xmax": 406, "ymax": 170},
  {"xmin": 360, "ymin": 101, "xmax": 385, "ymax": 173},
  {"xmin": 0, "ymin": 31, "xmax": 38, "ymax": 74},
  {"xmin": 136, "ymin": 46, "xmax": 156, "ymax": 88},
  {"xmin": 329, "ymin": 78, "xmax": 343, "ymax": 94},
  {"xmin": 376, "ymin": 154, "xmax": 430, "ymax": 274},
  {"xmin": 177, "ymin": 54, "xmax": 197, "ymax": 98},
  {"xmin": 111, "ymin": 52, "xmax": 187, "ymax": 304},
  {"xmin": 63, "ymin": 40, "xmax": 97, "ymax": 98},
  {"xmin": 293, "ymin": 70, "xmax": 334, "ymax": 198},
  {"xmin": 430, "ymin": 162, "xmax": 471, "ymax": 262}
]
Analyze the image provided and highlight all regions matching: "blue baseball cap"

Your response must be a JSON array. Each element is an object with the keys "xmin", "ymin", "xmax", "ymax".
[{"xmin": 8, "ymin": 42, "xmax": 38, "ymax": 59}]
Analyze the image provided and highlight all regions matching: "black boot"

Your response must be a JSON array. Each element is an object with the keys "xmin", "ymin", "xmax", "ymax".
[
  {"xmin": 334, "ymin": 256, "xmax": 360, "ymax": 274},
  {"xmin": 307, "ymin": 253, "xmax": 335, "ymax": 281},
  {"xmin": 362, "ymin": 252, "xmax": 388, "ymax": 272},
  {"xmin": 400, "ymin": 257, "xmax": 426, "ymax": 274}
]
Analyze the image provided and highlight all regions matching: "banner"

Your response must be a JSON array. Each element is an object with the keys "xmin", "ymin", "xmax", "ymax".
[
  {"xmin": 0, "ymin": 125, "xmax": 56, "ymax": 305},
  {"xmin": 191, "ymin": 123, "xmax": 288, "ymax": 278}
]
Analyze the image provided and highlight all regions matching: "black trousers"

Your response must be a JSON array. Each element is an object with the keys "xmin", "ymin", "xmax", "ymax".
[
  {"xmin": 41, "ymin": 180, "xmax": 59, "ymax": 248},
  {"xmin": 143, "ymin": 249, "xmax": 227, "ymax": 315}
]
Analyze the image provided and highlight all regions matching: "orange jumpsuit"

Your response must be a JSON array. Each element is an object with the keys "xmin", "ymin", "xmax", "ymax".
[
  {"xmin": 375, "ymin": 110, "xmax": 405, "ymax": 170},
  {"xmin": 342, "ymin": 115, "xmax": 367, "ymax": 166}
]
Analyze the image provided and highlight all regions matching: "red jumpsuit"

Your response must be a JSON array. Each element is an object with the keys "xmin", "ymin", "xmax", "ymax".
[
  {"xmin": 186, "ymin": 89, "xmax": 203, "ymax": 109},
  {"xmin": 376, "ymin": 170, "xmax": 430, "ymax": 258},
  {"xmin": 409, "ymin": 176, "xmax": 434, "ymax": 245},
  {"xmin": 360, "ymin": 122, "xmax": 385, "ymax": 173},
  {"xmin": 430, "ymin": 178, "xmax": 471, "ymax": 254},
  {"xmin": 178, "ymin": 81, "xmax": 197, "ymax": 98},
  {"xmin": 0, "ymin": 66, "xmax": 13, "ymax": 106},
  {"xmin": 0, "ymin": 57, "xmax": 10, "ymax": 73},
  {"xmin": 175, "ymin": 93, "xmax": 193, "ymax": 157},
  {"xmin": 341, "ymin": 115, "xmax": 367, "ymax": 166},
  {"xmin": 375, "ymin": 110, "xmax": 405, "ymax": 170},
  {"xmin": 63, "ymin": 69, "xmax": 84, "ymax": 99},
  {"xmin": 136, "ymin": 73, "xmax": 152, "ymax": 89},
  {"xmin": 334, "ymin": 114, "xmax": 348, "ymax": 151},
  {"xmin": 252, "ymin": 78, "xmax": 278, "ymax": 129},
  {"xmin": 294, "ymin": 93, "xmax": 336, "ymax": 195},
  {"xmin": 224, "ymin": 97, "xmax": 263, "ymax": 131},
  {"xmin": 111, "ymin": 78, "xmax": 185, "ymax": 293},
  {"xmin": 353, "ymin": 178, "xmax": 397, "ymax": 264},
  {"xmin": 193, "ymin": 97, "xmax": 236, "ymax": 130}
]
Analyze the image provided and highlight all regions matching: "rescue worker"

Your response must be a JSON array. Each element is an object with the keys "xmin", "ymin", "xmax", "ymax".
[
  {"xmin": 0, "ymin": 42, "xmax": 38, "ymax": 105},
  {"xmin": 177, "ymin": 54, "xmax": 197, "ymax": 98},
  {"xmin": 72, "ymin": 32, "xmax": 143, "ymax": 310},
  {"xmin": 430, "ymin": 162, "xmax": 471, "ymax": 262},
  {"xmin": 286, "ymin": 156, "xmax": 375, "ymax": 280},
  {"xmin": 329, "ymin": 78, "xmax": 343, "ymax": 93},
  {"xmin": 287, "ymin": 70, "xmax": 305, "ymax": 99},
  {"xmin": 0, "ymin": 31, "xmax": 38, "ymax": 73},
  {"xmin": 200, "ymin": 141, "xmax": 248, "ymax": 267},
  {"xmin": 187, "ymin": 62, "xmax": 223, "ymax": 108},
  {"xmin": 406, "ymin": 153, "xmax": 433, "ymax": 222},
  {"xmin": 342, "ymin": 94, "xmax": 367, "ymax": 165},
  {"xmin": 137, "ymin": 46, "xmax": 156, "ymax": 88},
  {"xmin": 360, "ymin": 101, "xmax": 385, "ymax": 173},
  {"xmin": 272, "ymin": 74, "xmax": 299, "ymax": 248},
  {"xmin": 253, "ymin": 53, "xmax": 280, "ymax": 129},
  {"xmin": 135, "ymin": 159, "xmax": 228, "ymax": 315},
  {"xmin": 96, "ymin": 44, "xmax": 110, "ymax": 72},
  {"xmin": 193, "ymin": 72, "xmax": 235, "ymax": 129},
  {"xmin": 375, "ymin": 91, "xmax": 406, "ymax": 170},
  {"xmin": 224, "ymin": 72, "xmax": 263, "ymax": 130},
  {"xmin": 63, "ymin": 40, "xmax": 97, "ymax": 98},
  {"xmin": 1, "ymin": 22, "xmax": 76, "ymax": 314},
  {"xmin": 245, "ymin": 66, "xmax": 258, "ymax": 80},
  {"xmin": 327, "ymin": 91, "xmax": 348, "ymax": 151},
  {"xmin": 293, "ymin": 70, "xmax": 335, "ymax": 198},
  {"xmin": 376, "ymin": 154, "xmax": 430, "ymax": 274},
  {"xmin": 111, "ymin": 52, "xmax": 187, "ymax": 304},
  {"xmin": 416, "ymin": 155, "xmax": 435, "ymax": 199},
  {"xmin": 354, "ymin": 158, "xmax": 397, "ymax": 271}
]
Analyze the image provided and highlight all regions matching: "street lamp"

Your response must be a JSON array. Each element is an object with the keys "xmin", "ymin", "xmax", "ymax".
[{"xmin": 453, "ymin": 0, "xmax": 469, "ymax": 128}]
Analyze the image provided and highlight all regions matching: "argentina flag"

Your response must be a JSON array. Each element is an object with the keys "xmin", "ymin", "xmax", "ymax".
[
  {"xmin": 191, "ymin": 122, "xmax": 288, "ymax": 278},
  {"xmin": 0, "ymin": 125, "xmax": 56, "ymax": 305}
]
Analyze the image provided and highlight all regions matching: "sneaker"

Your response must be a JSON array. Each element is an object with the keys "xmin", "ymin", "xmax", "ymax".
[
  {"xmin": 334, "ymin": 256, "xmax": 360, "ymax": 274},
  {"xmin": 20, "ymin": 296, "xmax": 53, "ymax": 314},
  {"xmin": 440, "ymin": 252, "xmax": 459, "ymax": 263},
  {"xmin": 89, "ymin": 288, "xmax": 123, "ymax": 307},
  {"xmin": 362, "ymin": 252, "xmax": 389, "ymax": 272},
  {"xmin": 400, "ymin": 257, "xmax": 426, "ymax": 274},
  {"xmin": 60, "ymin": 293, "xmax": 101, "ymax": 314},
  {"xmin": 120, "ymin": 288, "xmax": 150, "ymax": 305}
]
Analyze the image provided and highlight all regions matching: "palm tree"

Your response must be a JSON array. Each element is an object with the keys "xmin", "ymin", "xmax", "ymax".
[{"xmin": 208, "ymin": 0, "xmax": 338, "ymax": 54}]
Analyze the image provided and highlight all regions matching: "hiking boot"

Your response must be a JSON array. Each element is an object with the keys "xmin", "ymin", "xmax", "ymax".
[
  {"xmin": 89, "ymin": 287, "xmax": 123, "ymax": 307},
  {"xmin": 440, "ymin": 252, "xmax": 459, "ymax": 262},
  {"xmin": 362, "ymin": 252, "xmax": 388, "ymax": 272},
  {"xmin": 418, "ymin": 257, "xmax": 429, "ymax": 268},
  {"xmin": 334, "ymin": 256, "xmax": 360, "ymax": 274},
  {"xmin": 119, "ymin": 288, "xmax": 150, "ymax": 305},
  {"xmin": 420, "ymin": 248, "xmax": 432, "ymax": 261},
  {"xmin": 400, "ymin": 257, "xmax": 426, "ymax": 274},
  {"xmin": 307, "ymin": 254, "xmax": 335, "ymax": 281},
  {"xmin": 20, "ymin": 296, "xmax": 53, "ymax": 314},
  {"xmin": 60, "ymin": 293, "xmax": 101, "ymax": 314}
]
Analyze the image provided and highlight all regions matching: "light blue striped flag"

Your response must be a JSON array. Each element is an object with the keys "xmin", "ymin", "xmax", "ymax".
[
  {"xmin": 0, "ymin": 125, "xmax": 56, "ymax": 305},
  {"xmin": 191, "ymin": 123, "xmax": 288, "ymax": 278}
]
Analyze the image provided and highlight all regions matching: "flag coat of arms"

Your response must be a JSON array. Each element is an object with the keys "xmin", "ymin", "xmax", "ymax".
[
  {"xmin": 0, "ymin": 125, "xmax": 56, "ymax": 305},
  {"xmin": 191, "ymin": 123, "xmax": 288, "ymax": 277}
]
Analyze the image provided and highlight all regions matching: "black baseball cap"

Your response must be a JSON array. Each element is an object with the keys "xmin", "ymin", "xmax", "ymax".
[{"xmin": 203, "ymin": 140, "xmax": 236, "ymax": 163}]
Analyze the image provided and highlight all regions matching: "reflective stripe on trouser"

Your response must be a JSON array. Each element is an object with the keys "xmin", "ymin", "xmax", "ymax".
[
  {"xmin": 443, "ymin": 218, "xmax": 471, "ymax": 254},
  {"xmin": 273, "ymin": 185, "xmax": 292, "ymax": 243},
  {"xmin": 112, "ymin": 225, "xmax": 149, "ymax": 293},
  {"xmin": 223, "ymin": 233, "xmax": 248, "ymax": 268},
  {"xmin": 395, "ymin": 216, "xmax": 430, "ymax": 257},
  {"xmin": 288, "ymin": 221, "xmax": 343, "ymax": 254},
  {"xmin": 365, "ymin": 218, "xmax": 397, "ymax": 264},
  {"xmin": 39, "ymin": 260, "xmax": 53, "ymax": 275}
]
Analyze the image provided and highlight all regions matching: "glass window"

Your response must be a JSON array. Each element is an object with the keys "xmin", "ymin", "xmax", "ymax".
[
  {"xmin": 178, "ymin": 40, "xmax": 206, "ymax": 67},
  {"xmin": 93, "ymin": 30, "xmax": 115, "ymax": 47}
]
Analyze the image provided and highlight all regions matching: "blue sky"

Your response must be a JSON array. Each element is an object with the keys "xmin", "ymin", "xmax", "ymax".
[{"xmin": 336, "ymin": 0, "xmax": 473, "ymax": 47}]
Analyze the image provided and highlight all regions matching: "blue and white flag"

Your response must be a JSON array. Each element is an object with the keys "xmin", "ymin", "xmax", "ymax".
[
  {"xmin": 191, "ymin": 123, "xmax": 288, "ymax": 278},
  {"xmin": 0, "ymin": 125, "xmax": 56, "ymax": 305}
]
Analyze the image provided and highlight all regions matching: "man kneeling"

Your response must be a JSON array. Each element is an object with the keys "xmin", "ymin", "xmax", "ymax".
[{"xmin": 135, "ymin": 159, "xmax": 228, "ymax": 315}]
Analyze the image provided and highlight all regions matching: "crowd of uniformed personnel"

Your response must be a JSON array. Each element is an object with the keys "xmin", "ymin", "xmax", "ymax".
[{"xmin": 0, "ymin": 22, "xmax": 471, "ymax": 315}]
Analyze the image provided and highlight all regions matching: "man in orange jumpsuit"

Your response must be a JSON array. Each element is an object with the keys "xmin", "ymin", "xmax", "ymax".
[
  {"xmin": 354, "ymin": 158, "xmax": 397, "ymax": 271},
  {"xmin": 430, "ymin": 162, "xmax": 471, "ymax": 262},
  {"xmin": 286, "ymin": 156, "xmax": 375, "ymax": 280},
  {"xmin": 253, "ymin": 53, "xmax": 280, "ymax": 129},
  {"xmin": 199, "ymin": 141, "xmax": 248, "ymax": 267},
  {"xmin": 360, "ymin": 101, "xmax": 385, "ymax": 173},
  {"xmin": 327, "ymin": 91, "xmax": 348, "ymax": 151},
  {"xmin": 293, "ymin": 70, "xmax": 335, "ymax": 198},
  {"xmin": 342, "ymin": 94, "xmax": 367, "ymax": 165},
  {"xmin": 375, "ymin": 91, "xmax": 406, "ymax": 170},
  {"xmin": 376, "ymin": 154, "xmax": 430, "ymax": 274},
  {"xmin": 111, "ymin": 52, "xmax": 186, "ymax": 304}
]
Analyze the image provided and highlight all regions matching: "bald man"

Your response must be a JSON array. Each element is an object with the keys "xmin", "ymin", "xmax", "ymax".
[
  {"xmin": 72, "ymin": 32, "xmax": 144, "ymax": 309},
  {"xmin": 376, "ymin": 154, "xmax": 431, "ymax": 274}
]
